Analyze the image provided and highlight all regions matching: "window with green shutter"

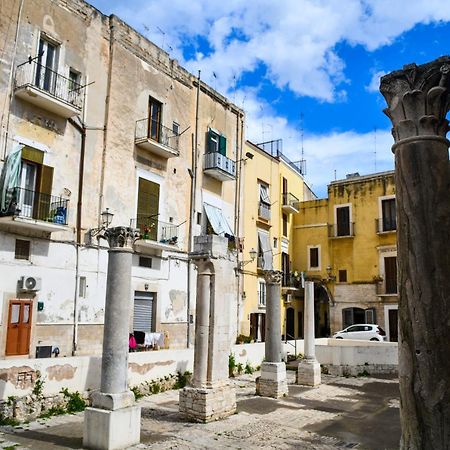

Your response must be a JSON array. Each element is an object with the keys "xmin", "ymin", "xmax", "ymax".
[
  {"xmin": 207, "ymin": 129, "xmax": 226, "ymax": 155},
  {"xmin": 219, "ymin": 135, "xmax": 226, "ymax": 156}
]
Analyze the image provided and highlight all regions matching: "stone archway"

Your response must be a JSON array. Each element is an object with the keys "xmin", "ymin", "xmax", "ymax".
[{"xmin": 314, "ymin": 283, "xmax": 332, "ymax": 337}]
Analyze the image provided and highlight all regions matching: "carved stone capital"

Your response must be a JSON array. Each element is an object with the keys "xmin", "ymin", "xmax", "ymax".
[
  {"xmin": 380, "ymin": 56, "xmax": 450, "ymax": 147},
  {"xmin": 104, "ymin": 226, "xmax": 139, "ymax": 249},
  {"xmin": 264, "ymin": 270, "xmax": 283, "ymax": 285}
]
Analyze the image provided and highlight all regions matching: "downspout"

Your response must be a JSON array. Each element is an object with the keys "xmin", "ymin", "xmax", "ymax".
[{"xmin": 187, "ymin": 70, "xmax": 201, "ymax": 348}]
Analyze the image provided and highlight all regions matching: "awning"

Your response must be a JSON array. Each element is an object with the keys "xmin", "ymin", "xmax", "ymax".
[
  {"xmin": 0, "ymin": 144, "xmax": 23, "ymax": 214},
  {"xmin": 204, "ymin": 203, "xmax": 234, "ymax": 237},
  {"xmin": 258, "ymin": 230, "xmax": 273, "ymax": 270}
]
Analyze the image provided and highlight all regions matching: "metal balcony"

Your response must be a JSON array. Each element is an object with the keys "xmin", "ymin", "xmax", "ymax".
[
  {"xmin": 14, "ymin": 61, "xmax": 83, "ymax": 118},
  {"xmin": 203, "ymin": 152, "xmax": 236, "ymax": 181},
  {"xmin": 0, "ymin": 187, "xmax": 69, "ymax": 232},
  {"xmin": 135, "ymin": 118, "xmax": 180, "ymax": 158},
  {"xmin": 258, "ymin": 202, "xmax": 271, "ymax": 221},
  {"xmin": 375, "ymin": 218, "xmax": 396, "ymax": 234},
  {"xmin": 131, "ymin": 215, "xmax": 179, "ymax": 252},
  {"xmin": 282, "ymin": 192, "xmax": 299, "ymax": 213},
  {"xmin": 328, "ymin": 222, "xmax": 355, "ymax": 238}
]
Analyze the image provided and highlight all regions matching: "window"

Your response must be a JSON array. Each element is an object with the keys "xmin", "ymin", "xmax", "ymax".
[
  {"xmin": 258, "ymin": 280, "xmax": 266, "ymax": 307},
  {"xmin": 338, "ymin": 269, "xmax": 347, "ymax": 282},
  {"xmin": 336, "ymin": 205, "xmax": 351, "ymax": 236},
  {"xmin": 137, "ymin": 177, "xmax": 160, "ymax": 240},
  {"xmin": 308, "ymin": 245, "xmax": 320, "ymax": 270},
  {"xmin": 282, "ymin": 213, "xmax": 288, "ymax": 237},
  {"xmin": 133, "ymin": 291, "xmax": 155, "ymax": 332},
  {"xmin": 196, "ymin": 212, "xmax": 202, "ymax": 225},
  {"xmin": 257, "ymin": 230, "xmax": 273, "ymax": 270},
  {"xmin": 68, "ymin": 69, "xmax": 81, "ymax": 105},
  {"xmin": 207, "ymin": 129, "xmax": 226, "ymax": 155},
  {"xmin": 139, "ymin": 256, "xmax": 152, "ymax": 268},
  {"xmin": 281, "ymin": 252, "xmax": 290, "ymax": 286},
  {"xmin": 258, "ymin": 182, "xmax": 271, "ymax": 221},
  {"xmin": 172, "ymin": 122, "xmax": 180, "ymax": 136},
  {"xmin": 79, "ymin": 276, "xmax": 87, "ymax": 298},
  {"xmin": 35, "ymin": 36, "xmax": 59, "ymax": 93},
  {"xmin": 15, "ymin": 239, "xmax": 30, "ymax": 260},
  {"xmin": 148, "ymin": 96, "xmax": 162, "ymax": 141},
  {"xmin": 273, "ymin": 237, "xmax": 277, "ymax": 249},
  {"xmin": 365, "ymin": 308, "xmax": 376, "ymax": 324},
  {"xmin": 381, "ymin": 198, "xmax": 396, "ymax": 231},
  {"xmin": 384, "ymin": 256, "xmax": 397, "ymax": 294},
  {"xmin": 282, "ymin": 177, "xmax": 288, "ymax": 196}
]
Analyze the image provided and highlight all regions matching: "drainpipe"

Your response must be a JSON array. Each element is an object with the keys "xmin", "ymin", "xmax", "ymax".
[{"xmin": 187, "ymin": 70, "xmax": 201, "ymax": 348}]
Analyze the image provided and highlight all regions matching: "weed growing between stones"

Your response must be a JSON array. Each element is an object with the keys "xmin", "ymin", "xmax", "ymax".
[
  {"xmin": 0, "ymin": 415, "xmax": 19, "ymax": 426},
  {"xmin": 131, "ymin": 386, "xmax": 144, "ymax": 401},
  {"xmin": 244, "ymin": 362, "xmax": 254, "ymax": 375},
  {"xmin": 229, "ymin": 353, "xmax": 236, "ymax": 377},
  {"xmin": 32, "ymin": 371, "xmax": 44, "ymax": 399}
]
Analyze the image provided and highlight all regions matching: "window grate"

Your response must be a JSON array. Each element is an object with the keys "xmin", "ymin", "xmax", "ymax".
[{"xmin": 15, "ymin": 239, "xmax": 30, "ymax": 260}]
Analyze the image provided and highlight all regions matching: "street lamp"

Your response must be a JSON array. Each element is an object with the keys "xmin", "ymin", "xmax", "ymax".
[
  {"xmin": 237, "ymin": 248, "xmax": 257, "ymax": 272},
  {"xmin": 87, "ymin": 208, "xmax": 114, "ymax": 243}
]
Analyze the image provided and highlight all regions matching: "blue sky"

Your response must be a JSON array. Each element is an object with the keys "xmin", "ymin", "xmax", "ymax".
[{"xmin": 89, "ymin": 0, "xmax": 450, "ymax": 197}]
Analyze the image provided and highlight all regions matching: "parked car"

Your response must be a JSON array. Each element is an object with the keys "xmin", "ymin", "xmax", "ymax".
[{"xmin": 333, "ymin": 324, "xmax": 387, "ymax": 341}]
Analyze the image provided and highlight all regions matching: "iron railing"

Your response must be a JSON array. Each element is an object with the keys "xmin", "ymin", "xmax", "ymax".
[
  {"xmin": 203, "ymin": 152, "xmax": 236, "ymax": 177},
  {"xmin": 15, "ymin": 60, "xmax": 83, "ymax": 109},
  {"xmin": 3, "ymin": 187, "xmax": 69, "ymax": 225},
  {"xmin": 258, "ymin": 201, "xmax": 271, "ymax": 221},
  {"xmin": 135, "ymin": 117, "xmax": 179, "ymax": 153},
  {"xmin": 131, "ymin": 215, "xmax": 178, "ymax": 245},
  {"xmin": 375, "ymin": 217, "xmax": 396, "ymax": 233},
  {"xmin": 256, "ymin": 139, "xmax": 306, "ymax": 176},
  {"xmin": 282, "ymin": 192, "xmax": 299, "ymax": 209},
  {"xmin": 328, "ymin": 222, "xmax": 355, "ymax": 238}
]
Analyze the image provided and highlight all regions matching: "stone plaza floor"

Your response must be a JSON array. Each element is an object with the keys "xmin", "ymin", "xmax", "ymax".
[{"xmin": 0, "ymin": 371, "xmax": 400, "ymax": 449}]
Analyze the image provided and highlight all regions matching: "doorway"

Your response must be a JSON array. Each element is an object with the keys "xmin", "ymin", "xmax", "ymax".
[
  {"xmin": 6, "ymin": 300, "xmax": 33, "ymax": 356},
  {"xmin": 388, "ymin": 308, "xmax": 398, "ymax": 342},
  {"xmin": 286, "ymin": 307, "xmax": 295, "ymax": 340},
  {"xmin": 148, "ymin": 97, "xmax": 162, "ymax": 142}
]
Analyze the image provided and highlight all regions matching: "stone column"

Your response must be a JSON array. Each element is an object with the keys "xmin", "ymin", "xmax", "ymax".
[
  {"xmin": 380, "ymin": 57, "xmax": 450, "ymax": 449},
  {"xmin": 179, "ymin": 235, "xmax": 236, "ymax": 422},
  {"xmin": 297, "ymin": 281, "xmax": 321, "ymax": 386},
  {"xmin": 84, "ymin": 227, "xmax": 141, "ymax": 450},
  {"xmin": 256, "ymin": 270, "xmax": 288, "ymax": 398}
]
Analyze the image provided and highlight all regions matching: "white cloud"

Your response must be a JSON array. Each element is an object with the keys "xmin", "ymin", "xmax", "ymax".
[{"xmin": 365, "ymin": 70, "xmax": 388, "ymax": 93}]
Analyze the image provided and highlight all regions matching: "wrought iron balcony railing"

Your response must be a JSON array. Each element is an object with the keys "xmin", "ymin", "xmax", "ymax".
[
  {"xmin": 258, "ymin": 201, "xmax": 271, "ymax": 221},
  {"xmin": 375, "ymin": 217, "xmax": 396, "ymax": 233},
  {"xmin": 203, "ymin": 152, "xmax": 236, "ymax": 179},
  {"xmin": 15, "ymin": 60, "xmax": 84, "ymax": 109},
  {"xmin": 3, "ymin": 187, "xmax": 69, "ymax": 225},
  {"xmin": 130, "ymin": 215, "xmax": 178, "ymax": 245},
  {"xmin": 328, "ymin": 222, "xmax": 355, "ymax": 238},
  {"xmin": 135, "ymin": 117, "xmax": 179, "ymax": 153}
]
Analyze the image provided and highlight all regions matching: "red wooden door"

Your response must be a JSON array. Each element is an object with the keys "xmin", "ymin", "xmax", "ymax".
[{"xmin": 6, "ymin": 300, "xmax": 32, "ymax": 356}]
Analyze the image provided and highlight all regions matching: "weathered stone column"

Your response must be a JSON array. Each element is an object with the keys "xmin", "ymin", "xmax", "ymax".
[
  {"xmin": 380, "ymin": 57, "xmax": 450, "ymax": 449},
  {"xmin": 297, "ymin": 281, "xmax": 321, "ymax": 386},
  {"xmin": 179, "ymin": 235, "xmax": 236, "ymax": 422},
  {"xmin": 256, "ymin": 270, "xmax": 288, "ymax": 398},
  {"xmin": 84, "ymin": 227, "xmax": 141, "ymax": 450}
]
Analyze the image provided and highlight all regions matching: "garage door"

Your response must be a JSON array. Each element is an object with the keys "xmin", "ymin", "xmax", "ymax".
[{"xmin": 133, "ymin": 291, "xmax": 155, "ymax": 332}]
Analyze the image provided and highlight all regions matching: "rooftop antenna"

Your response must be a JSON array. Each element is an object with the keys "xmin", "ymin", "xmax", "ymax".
[
  {"xmin": 374, "ymin": 126, "xmax": 377, "ymax": 172},
  {"xmin": 300, "ymin": 112, "xmax": 305, "ymax": 164}
]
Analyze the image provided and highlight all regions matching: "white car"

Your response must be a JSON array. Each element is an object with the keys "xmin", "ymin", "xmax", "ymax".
[{"xmin": 333, "ymin": 324, "xmax": 387, "ymax": 341}]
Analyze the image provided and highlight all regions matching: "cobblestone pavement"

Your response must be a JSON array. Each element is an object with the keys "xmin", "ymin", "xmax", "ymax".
[{"xmin": 0, "ymin": 372, "xmax": 400, "ymax": 449}]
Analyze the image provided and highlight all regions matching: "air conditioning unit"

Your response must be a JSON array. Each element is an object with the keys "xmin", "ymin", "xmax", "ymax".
[{"xmin": 18, "ymin": 276, "xmax": 42, "ymax": 292}]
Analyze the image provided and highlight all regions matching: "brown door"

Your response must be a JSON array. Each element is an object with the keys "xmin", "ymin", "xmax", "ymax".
[
  {"xmin": 385, "ymin": 257, "xmax": 397, "ymax": 294},
  {"xmin": 388, "ymin": 309, "xmax": 398, "ymax": 342},
  {"xmin": 148, "ymin": 97, "xmax": 162, "ymax": 142},
  {"xmin": 6, "ymin": 300, "xmax": 32, "ymax": 356}
]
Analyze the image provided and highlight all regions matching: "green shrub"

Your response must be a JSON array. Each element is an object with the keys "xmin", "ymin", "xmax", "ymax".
[
  {"xmin": 236, "ymin": 363, "xmax": 244, "ymax": 375},
  {"xmin": 236, "ymin": 334, "xmax": 252, "ymax": 344},
  {"xmin": 174, "ymin": 371, "xmax": 191, "ymax": 389},
  {"xmin": 130, "ymin": 386, "xmax": 144, "ymax": 400},
  {"xmin": 244, "ymin": 362, "xmax": 254, "ymax": 375},
  {"xmin": 61, "ymin": 388, "xmax": 86, "ymax": 413},
  {"xmin": 0, "ymin": 415, "xmax": 19, "ymax": 426},
  {"xmin": 151, "ymin": 383, "xmax": 161, "ymax": 394}
]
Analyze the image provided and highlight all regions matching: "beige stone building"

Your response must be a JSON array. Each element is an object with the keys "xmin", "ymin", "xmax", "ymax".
[{"xmin": 0, "ymin": 0, "xmax": 243, "ymax": 357}]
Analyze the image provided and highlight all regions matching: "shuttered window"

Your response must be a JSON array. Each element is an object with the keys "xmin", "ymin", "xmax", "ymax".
[
  {"xmin": 336, "ymin": 206, "xmax": 350, "ymax": 236},
  {"xmin": 207, "ymin": 129, "xmax": 226, "ymax": 155},
  {"xmin": 133, "ymin": 291, "xmax": 155, "ymax": 332},
  {"xmin": 384, "ymin": 256, "xmax": 397, "ymax": 294},
  {"xmin": 137, "ymin": 178, "xmax": 160, "ymax": 240},
  {"xmin": 382, "ymin": 198, "xmax": 396, "ymax": 231}
]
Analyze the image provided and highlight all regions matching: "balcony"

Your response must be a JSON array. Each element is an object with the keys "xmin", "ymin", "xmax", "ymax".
[
  {"xmin": 257, "ymin": 256, "xmax": 264, "ymax": 269},
  {"xmin": 328, "ymin": 222, "xmax": 355, "ymax": 238},
  {"xmin": 376, "ymin": 218, "xmax": 396, "ymax": 234},
  {"xmin": 131, "ymin": 215, "xmax": 179, "ymax": 252},
  {"xmin": 0, "ymin": 187, "xmax": 69, "ymax": 233},
  {"xmin": 135, "ymin": 118, "xmax": 180, "ymax": 158},
  {"xmin": 203, "ymin": 152, "xmax": 236, "ymax": 181},
  {"xmin": 14, "ymin": 60, "xmax": 83, "ymax": 118},
  {"xmin": 282, "ymin": 192, "xmax": 299, "ymax": 214},
  {"xmin": 258, "ymin": 202, "xmax": 271, "ymax": 221}
]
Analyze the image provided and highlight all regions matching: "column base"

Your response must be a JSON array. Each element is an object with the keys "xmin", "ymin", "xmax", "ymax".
[
  {"xmin": 256, "ymin": 362, "xmax": 288, "ymax": 398},
  {"xmin": 83, "ymin": 405, "xmax": 141, "ymax": 450},
  {"xmin": 179, "ymin": 384, "xmax": 236, "ymax": 423},
  {"xmin": 297, "ymin": 358, "xmax": 321, "ymax": 386}
]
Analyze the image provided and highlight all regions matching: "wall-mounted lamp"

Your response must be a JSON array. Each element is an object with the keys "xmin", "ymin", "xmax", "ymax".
[
  {"xmin": 236, "ymin": 152, "xmax": 254, "ymax": 163},
  {"xmin": 236, "ymin": 248, "xmax": 257, "ymax": 272},
  {"xmin": 87, "ymin": 207, "xmax": 114, "ymax": 243}
]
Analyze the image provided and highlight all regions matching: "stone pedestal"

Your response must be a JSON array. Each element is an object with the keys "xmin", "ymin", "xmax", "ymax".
[
  {"xmin": 179, "ymin": 384, "xmax": 236, "ymax": 423},
  {"xmin": 256, "ymin": 362, "xmax": 288, "ymax": 398},
  {"xmin": 84, "ymin": 227, "xmax": 141, "ymax": 450},
  {"xmin": 297, "ymin": 280, "xmax": 321, "ymax": 386},
  {"xmin": 180, "ymin": 236, "xmax": 237, "ymax": 421}
]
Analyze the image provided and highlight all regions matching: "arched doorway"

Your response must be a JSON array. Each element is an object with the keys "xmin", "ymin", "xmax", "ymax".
[
  {"xmin": 286, "ymin": 307, "xmax": 295, "ymax": 339},
  {"xmin": 314, "ymin": 284, "xmax": 331, "ymax": 337}
]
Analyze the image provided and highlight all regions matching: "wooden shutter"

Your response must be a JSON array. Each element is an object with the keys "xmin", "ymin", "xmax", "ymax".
[
  {"xmin": 35, "ymin": 165, "xmax": 53, "ymax": 221},
  {"xmin": 337, "ymin": 206, "xmax": 350, "ymax": 236},
  {"xmin": 137, "ymin": 178, "xmax": 160, "ymax": 240},
  {"xmin": 384, "ymin": 257, "xmax": 397, "ymax": 294},
  {"xmin": 22, "ymin": 147, "xmax": 44, "ymax": 165},
  {"xmin": 219, "ymin": 135, "xmax": 227, "ymax": 156}
]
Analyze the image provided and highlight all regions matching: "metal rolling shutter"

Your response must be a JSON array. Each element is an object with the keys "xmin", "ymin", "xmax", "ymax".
[{"xmin": 133, "ymin": 291, "xmax": 154, "ymax": 332}]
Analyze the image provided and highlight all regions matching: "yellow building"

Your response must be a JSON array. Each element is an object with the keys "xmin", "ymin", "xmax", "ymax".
[
  {"xmin": 293, "ymin": 171, "xmax": 398, "ymax": 341},
  {"xmin": 238, "ymin": 140, "xmax": 314, "ymax": 341}
]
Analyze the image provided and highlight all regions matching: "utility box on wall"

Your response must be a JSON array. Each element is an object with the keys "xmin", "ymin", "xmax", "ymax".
[{"xmin": 35, "ymin": 345, "xmax": 52, "ymax": 358}]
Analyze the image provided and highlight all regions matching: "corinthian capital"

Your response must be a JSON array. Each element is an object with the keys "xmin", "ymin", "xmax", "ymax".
[
  {"xmin": 264, "ymin": 270, "xmax": 283, "ymax": 285},
  {"xmin": 380, "ymin": 56, "xmax": 450, "ymax": 145},
  {"xmin": 104, "ymin": 226, "xmax": 140, "ymax": 249}
]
